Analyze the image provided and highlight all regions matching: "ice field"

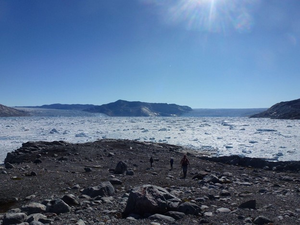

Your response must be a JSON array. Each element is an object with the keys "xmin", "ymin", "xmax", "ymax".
[{"xmin": 0, "ymin": 115, "xmax": 300, "ymax": 162}]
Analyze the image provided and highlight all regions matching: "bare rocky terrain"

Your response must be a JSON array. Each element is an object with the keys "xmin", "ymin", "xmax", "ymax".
[
  {"xmin": 0, "ymin": 104, "xmax": 28, "ymax": 117},
  {"xmin": 1, "ymin": 139, "xmax": 300, "ymax": 224}
]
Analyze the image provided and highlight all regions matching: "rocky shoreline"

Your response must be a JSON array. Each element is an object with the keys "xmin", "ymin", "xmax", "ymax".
[{"xmin": 1, "ymin": 139, "xmax": 300, "ymax": 224}]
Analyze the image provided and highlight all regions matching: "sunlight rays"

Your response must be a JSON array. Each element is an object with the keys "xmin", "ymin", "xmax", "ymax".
[{"xmin": 143, "ymin": 0, "xmax": 259, "ymax": 34}]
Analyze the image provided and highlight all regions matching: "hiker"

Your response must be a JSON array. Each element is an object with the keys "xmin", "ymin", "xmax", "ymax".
[
  {"xmin": 180, "ymin": 154, "xmax": 190, "ymax": 178},
  {"xmin": 150, "ymin": 156, "xmax": 154, "ymax": 167},
  {"xmin": 170, "ymin": 157, "xmax": 174, "ymax": 170}
]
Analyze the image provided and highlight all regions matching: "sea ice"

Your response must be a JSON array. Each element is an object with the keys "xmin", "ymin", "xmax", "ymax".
[{"xmin": 0, "ymin": 116, "xmax": 300, "ymax": 162}]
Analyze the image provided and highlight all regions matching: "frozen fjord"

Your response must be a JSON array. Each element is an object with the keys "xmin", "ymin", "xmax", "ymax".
[{"xmin": 0, "ymin": 116, "xmax": 299, "ymax": 163}]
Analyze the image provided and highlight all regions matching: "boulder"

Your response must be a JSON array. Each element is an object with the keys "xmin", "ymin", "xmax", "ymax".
[
  {"xmin": 166, "ymin": 211, "xmax": 185, "ymax": 220},
  {"xmin": 177, "ymin": 202, "xmax": 201, "ymax": 215},
  {"xmin": 253, "ymin": 215, "xmax": 273, "ymax": 224},
  {"xmin": 46, "ymin": 199, "xmax": 71, "ymax": 214},
  {"xmin": 21, "ymin": 202, "xmax": 46, "ymax": 214},
  {"xmin": 27, "ymin": 213, "xmax": 52, "ymax": 224},
  {"xmin": 148, "ymin": 214, "xmax": 176, "ymax": 223},
  {"xmin": 109, "ymin": 178, "xmax": 122, "ymax": 185},
  {"xmin": 82, "ymin": 181, "xmax": 115, "ymax": 198},
  {"xmin": 114, "ymin": 161, "xmax": 127, "ymax": 174},
  {"xmin": 62, "ymin": 194, "xmax": 80, "ymax": 206},
  {"xmin": 203, "ymin": 174, "xmax": 221, "ymax": 183},
  {"xmin": 3, "ymin": 213, "xmax": 27, "ymax": 225},
  {"xmin": 239, "ymin": 200, "xmax": 256, "ymax": 209},
  {"xmin": 123, "ymin": 184, "xmax": 181, "ymax": 217}
]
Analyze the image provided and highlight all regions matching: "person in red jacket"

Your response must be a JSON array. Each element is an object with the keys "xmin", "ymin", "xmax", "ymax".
[{"xmin": 180, "ymin": 154, "xmax": 190, "ymax": 178}]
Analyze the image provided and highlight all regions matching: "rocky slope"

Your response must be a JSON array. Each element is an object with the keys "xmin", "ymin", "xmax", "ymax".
[
  {"xmin": 1, "ymin": 139, "xmax": 300, "ymax": 224},
  {"xmin": 0, "ymin": 104, "xmax": 28, "ymax": 117},
  {"xmin": 85, "ymin": 100, "xmax": 192, "ymax": 116},
  {"xmin": 250, "ymin": 98, "xmax": 300, "ymax": 119}
]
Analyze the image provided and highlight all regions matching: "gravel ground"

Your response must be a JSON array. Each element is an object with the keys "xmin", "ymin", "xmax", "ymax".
[{"xmin": 1, "ymin": 139, "xmax": 300, "ymax": 224}]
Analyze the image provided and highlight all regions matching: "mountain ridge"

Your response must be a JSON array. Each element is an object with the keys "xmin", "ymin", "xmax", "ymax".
[
  {"xmin": 250, "ymin": 98, "xmax": 300, "ymax": 119},
  {"xmin": 0, "ymin": 104, "xmax": 29, "ymax": 117},
  {"xmin": 84, "ymin": 99, "xmax": 192, "ymax": 117}
]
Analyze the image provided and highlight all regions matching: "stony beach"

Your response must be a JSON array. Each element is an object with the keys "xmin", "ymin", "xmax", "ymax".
[{"xmin": 1, "ymin": 139, "xmax": 300, "ymax": 224}]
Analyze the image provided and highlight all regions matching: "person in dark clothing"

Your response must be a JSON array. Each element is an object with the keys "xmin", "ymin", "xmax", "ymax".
[
  {"xmin": 170, "ymin": 157, "xmax": 174, "ymax": 170},
  {"xmin": 180, "ymin": 154, "xmax": 190, "ymax": 178},
  {"xmin": 150, "ymin": 156, "xmax": 154, "ymax": 167}
]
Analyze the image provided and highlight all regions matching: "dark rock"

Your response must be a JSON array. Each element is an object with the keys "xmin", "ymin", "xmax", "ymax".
[
  {"xmin": 114, "ymin": 161, "xmax": 127, "ymax": 174},
  {"xmin": 253, "ymin": 215, "xmax": 273, "ymax": 224},
  {"xmin": 177, "ymin": 202, "xmax": 201, "ymax": 215},
  {"xmin": 203, "ymin": 174, "xmax": 220, "ymax": 183},
  {"xmin": 3, "ymin": 213, "xmax": 27, "ymax": 225},
  {"xmin": 123, "ymin": 184, "xmax": 181, "ymax": 217},
  {"xmin": 34, "ymin": 159, "xmax": 42, "ymax": 164},
  {"xmin": 84, "ymin": 167, "xmax": 92, "ymax": 172},
  {"xmin": 82, "ymin": 181, "xmax": 115, "ymax": 198},
  {"xmin": 109, "ymin": 178, "xmax": 122, "ymax": 185},
  {"xmin": 62, "ymin": 194, "xmax": 80, "ymax": 206},
  {"xmin": 166, "ymin": 211, "xmax": 185, "ymax": 220},
  {"xmin": 238, "ymin": 200, "xmax": 256, "ymax": 209},
  {"xmin": 192, "ymin": 171, "xmax": 209, "ymax": 180},
  {"xmin": 21, "ymin": 202, "xmax": 46, "ymax": 214},
  {"xmin": 220, "ymin": 190, "xmax": 231, "ymax": 196},
  {"xmin": 46, "ymin": 199, "xmax": 71, "ymax": 214},
  {"xmin": 126, "ymin": 170, "xmax": 134, "ymax": 176},
  {"xmin": 27, "ymin": 213, "xmax": 52, "ymax": 224},
  {"xmin": 4, "ymin": 162, "xmax": 14, "ymax": 169},
  {"xmin": 148, "ymin": 213, "xmax": 176, "ymax": 223}
]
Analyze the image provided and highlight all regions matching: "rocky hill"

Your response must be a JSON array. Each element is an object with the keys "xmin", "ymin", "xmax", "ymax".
[
  {"xmin": 33, "ymin": 103, "xmax": 95, "ymax": 111},
  {"xmin": 0, "ymin": 104, "xmax": 28, "ymax": 117},
  {"xmin": 1, "ymin": 139, "xmax": 300, "ymax": 224},
  {"xmin": 250, "ymin": 98, "xmax": 300, "ymax": 119},
  {"xmin": 85, "ymin": 100, "xmax": 192, "ymax": 116}
]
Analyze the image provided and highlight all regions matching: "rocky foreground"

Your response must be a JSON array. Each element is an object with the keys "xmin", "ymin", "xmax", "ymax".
[{"xmin": 1, "ymin": 139, "xmax": 300, "ymax": 225}]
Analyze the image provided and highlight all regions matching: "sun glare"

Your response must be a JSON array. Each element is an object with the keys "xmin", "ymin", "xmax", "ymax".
[{"xmin": 153, "ymin": 0, "xmax": 258, "ymax": 34}]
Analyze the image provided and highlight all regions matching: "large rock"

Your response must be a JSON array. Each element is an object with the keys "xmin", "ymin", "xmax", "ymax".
[
  {"xmin": 62, "ymin": 194, "xmax": 80, "ymax": 206},
  {"xmin": 123, "ymin": 184, "xmax": 181, "ymax": 217},
  {"xmin": 46, "ymin": 199, "xmax": 71, "ymax": 214},
  {"xmin": 3, "ymin": 213, "xmax": 27, "ymax": 225},
  {"xmin": 253, "ymin": 215, "xmax": 273, "ymax": 224},
  {"xmin": 239, "ymin": 200, "xmax": 256, "ymax": 209},
  {"xmin": 82, "ymin": 181, "xmax": 115, "ymax": 198},
  {"xmin": 148, "ymin": 214, "xmax": 176, "ymax": 223},
  {"xmin": 114, "ymin": 161, "xmax": 127, "ymax": 174},
  {"xmin": 21, "ymin": 202, "xmax": 46, "ymax": 214},
  {"xmin": 177, "ymin": 202, "xmax": 201, "ymax": 215}
]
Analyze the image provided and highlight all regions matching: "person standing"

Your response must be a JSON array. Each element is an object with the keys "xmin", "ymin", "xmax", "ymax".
[
  {"xmin": 180, "ymin": 154, "xmax": 190, "ymax": 178},
  {"xmin": 170, "ymin": 157, "xmax": 174, "ymax": 170},
  {"xmin": 150, "ymin": 156, "xmax": 154, "ymax": 167}
]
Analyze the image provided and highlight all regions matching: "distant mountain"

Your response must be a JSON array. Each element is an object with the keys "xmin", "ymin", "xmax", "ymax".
[
  {"xmin": 33, "ymin": 103, "xmax": 95, "ymax": 111},
  {"xmin": 85, "ymin": 100, "xmax": 192, "ymax": 117},
  {"xmin": 250, "ymin": 98, "xmax": 300, "ymax": 119},
  {"xmin": 0, "ymin": 104, "xmax": 29, "ymax": 117},
  {"xmin": 183, "ymin": 108, "xmax": 267, "ymax": 117}
]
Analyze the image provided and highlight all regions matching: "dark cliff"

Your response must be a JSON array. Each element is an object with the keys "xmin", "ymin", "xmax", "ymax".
[
  {"xmin": 250, "ymin": 98, "xmax": 300, "ymax": 119},
  {"xmin": 0, "ymin": 104, "xmax": 29, "ymax": 117},
  {"xmin": 85, "ymin": 100, "xmax": 192, "ymax": 117}
]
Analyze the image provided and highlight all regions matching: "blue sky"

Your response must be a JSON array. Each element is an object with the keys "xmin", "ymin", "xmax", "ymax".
[{"xmin": 1, "ymin": 0, "xmax": 300, "ymax": 108}]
